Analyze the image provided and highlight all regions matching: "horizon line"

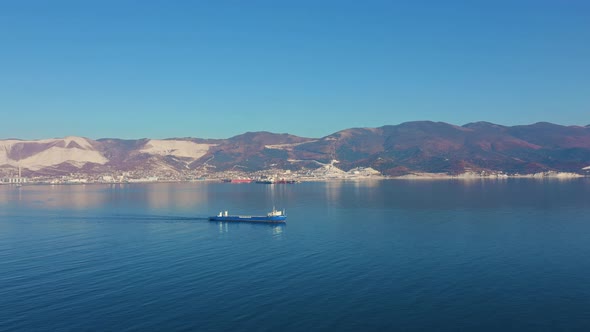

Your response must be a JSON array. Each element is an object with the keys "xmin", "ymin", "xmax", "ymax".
[{"xmin": 2, "ymin": 120, "xmax": 589, "ymax": 141}]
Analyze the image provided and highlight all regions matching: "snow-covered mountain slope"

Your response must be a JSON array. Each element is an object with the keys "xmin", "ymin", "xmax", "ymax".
[
  {"xmin": 0, "ymin": 137, "xmax": 108, "ymax": 171},
  {"xmin": 139, "ymin": 139, "xmax": 213, "ymax": 160},
  {"xmin": 2, "ymin": 122, "xmax": 590, "ymax": 176}
]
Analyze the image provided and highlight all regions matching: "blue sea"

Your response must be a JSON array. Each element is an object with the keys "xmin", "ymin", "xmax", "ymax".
[{"xmin": 1, "ymin": 179, "xmax": 590, "ymax": 331}]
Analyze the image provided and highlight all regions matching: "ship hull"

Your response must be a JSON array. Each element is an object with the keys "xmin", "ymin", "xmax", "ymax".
[{"xmin": 208, "ymin": 215, "xmax": 286, "ymax": 223}]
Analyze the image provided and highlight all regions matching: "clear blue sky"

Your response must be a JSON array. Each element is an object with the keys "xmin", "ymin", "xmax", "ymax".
[{"xmin": 1, "ymin": 0, "xmax": 589, "ymax": 139}]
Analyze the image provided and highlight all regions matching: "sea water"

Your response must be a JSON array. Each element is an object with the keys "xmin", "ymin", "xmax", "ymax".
[{"xmin": 1, "ymin": 179, "xmax": 589, "ymax": 331}]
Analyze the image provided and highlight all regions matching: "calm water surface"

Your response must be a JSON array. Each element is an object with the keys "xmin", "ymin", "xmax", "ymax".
[{"xmin": 1, "ymin": 179, "xmax": 589, "ymax": 331}]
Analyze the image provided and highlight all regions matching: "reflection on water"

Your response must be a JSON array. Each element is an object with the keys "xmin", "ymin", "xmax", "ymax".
[
  {"xmin": 216, "ymin": 221, "xmax": 285, "ymax": 239},
  {"xmin": 325, "ymin": 180, "xmax": 343, "ymax": 205},
  {"xmin": 350, "ymin": 179, "xmax": 382, "ymax": 188},
  {"xmin": 0, "ymin": 183, "xmax": 210, "ymax": 212},
  {"xmin": 3, "ymin": 184, "xmax": 109, "ymax": 210},
  {"xmin": 2, "ymin": 179, "xmax": 589, "ymax": 215},
  {"xmin": 324, "ymin": 179, "xmax": 384, "ymax": 208},
  {"xmin": 146, "ymin": 183, "xmax": 208, "ymax": 210},
  {"xmin": 272, "ymin": 225, "xmax": 283, "ymax": 237},
  {"xmin": 219, "ymin": 221, "xmax": 229, "ymax": 234}
]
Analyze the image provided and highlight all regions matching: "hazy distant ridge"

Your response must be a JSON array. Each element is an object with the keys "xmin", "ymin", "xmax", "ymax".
[{"xmin": 1, "ymin": 122, "xmax": 590, "ymax": 176}]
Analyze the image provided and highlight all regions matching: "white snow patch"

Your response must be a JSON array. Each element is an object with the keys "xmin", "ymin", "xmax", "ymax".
[
  {"xmin": 310, "ymin": 162, "xmax": 346, "ymax": 178},
  {"xmin": 265, "ymin": 140, "xmax": 318, "ymax": 150},
  {"xmin": 0, "ymin": 137, "xmax": 107, "ymax": 170},
  {"xmin": 0, "ymin": 140, "xmax": 20, "ymax": 166},
  {"xmin": 63, "ymin": 136, "xmax": 94, "ymax": 149},
  {"xmin": 347, "ymin": 167, "xmax": 381, "ymax": 176},
  {"xmin": 31, "ymin": 136, "xmax": 94, "ymax": 149},
  {"xmin": 19, "ymin": 146, "xmax": 108, "ymax": 170},
  {"xmin": 140, "ymin": 140, "xmax": 213, "ymax": 159}
]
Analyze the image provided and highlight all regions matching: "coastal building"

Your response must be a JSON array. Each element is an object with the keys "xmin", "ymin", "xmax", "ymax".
[
  {"xmin": 1, "ymin": 166, "xmax": 27, "ymax": 184},
  {"xmin": 2, "ymin": 177, "xmax": 27, "ymax": 184}
]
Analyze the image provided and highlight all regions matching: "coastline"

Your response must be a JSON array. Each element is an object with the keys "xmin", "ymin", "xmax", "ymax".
[
  {"xmin": 390, "ymin": 171, "xmax": 586, "ymax": 180},
  {"xmin": 1, "ymin": 171, "xmax": 587, "ymax": 186}
]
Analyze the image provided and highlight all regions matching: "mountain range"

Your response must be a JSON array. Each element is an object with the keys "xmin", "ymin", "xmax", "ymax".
[{"xmin": 2, "ymin": 121, "xmax": 590, "ymax": 177}]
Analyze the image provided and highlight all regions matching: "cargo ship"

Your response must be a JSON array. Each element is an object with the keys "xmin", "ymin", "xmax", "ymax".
[
  {"xmin": 232, "ymin": 178, "xmax": 252, "ymax": 183},
  {"xmin": 255, "ymin": 179, "xmax": 275, "ymax": 184},
  {"xmin": 221, "ymin": 178, "xmax": 253, "ymax": 183},
  {"xmin": 255, "ymin": 178, "xmax": 300, "ymax": 184},
  {"xmin": 209, "ymin": 208, "xmax": 287, "ymax": 223}
]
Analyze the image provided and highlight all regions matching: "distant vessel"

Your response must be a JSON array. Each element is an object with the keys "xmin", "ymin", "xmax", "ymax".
[
  {"xmin": 276, "ymin": 179, "xmax": 299, "ymax": 184},
  {"xmin": 255, "ymin": 179, "xmax": 275, "ymax": 184},
  {"xmin": 209, "ymin": 208, "xmax": 287, "ymax": 223},
  {"xmin": 222, "ymin": 178, "xmax": 253, "ymax": 183},
  {"xmin": 255, "ymin": 178, "xmax": 299, "ymax": 184},
  {"xmin": 231, "ymin": 178, "xmax": 252, "ymax": 183}
]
